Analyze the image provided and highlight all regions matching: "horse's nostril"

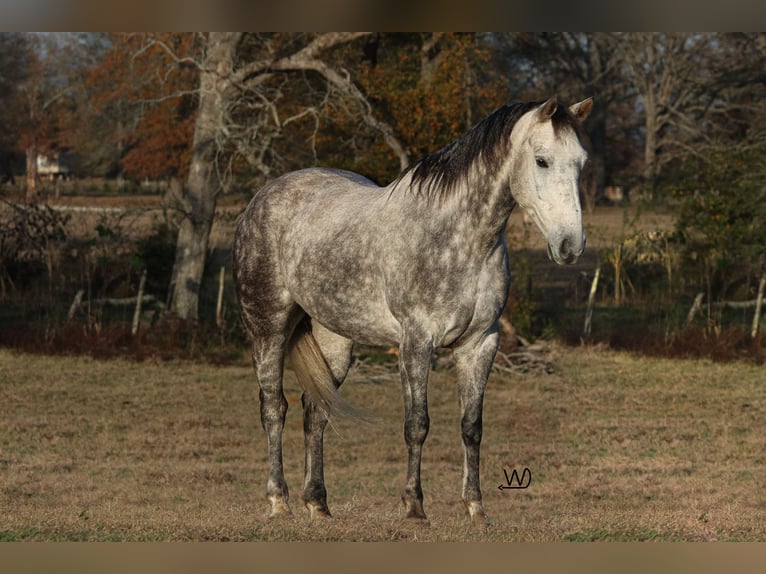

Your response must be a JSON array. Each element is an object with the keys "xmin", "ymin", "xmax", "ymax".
[
  {"xmin": 560, "ymin": 237, "xmax": 571, "ymax": 257},
  {"xmin": 557, "ymin": 236, "xmax": 580, "ymax": 264}
]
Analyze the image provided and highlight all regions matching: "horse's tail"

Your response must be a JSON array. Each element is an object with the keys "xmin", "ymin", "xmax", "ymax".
[{"xmin": 288, "ymin": 317, "xmax": 369, "ymax": 425}]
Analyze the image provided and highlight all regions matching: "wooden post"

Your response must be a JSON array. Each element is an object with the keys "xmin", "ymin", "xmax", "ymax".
[
  {"xmin": 132, "ymin": 269, "xmax": 147, "ymax": 336},
  {"xmin": 216, "ymin": 265, "xmax": 225, "ymax": 329},
  {"xmin": 686, "ymin": 292, "xmax": 704, "ymax": 327},
  {"xmin": 67, "ymin": 289, "xmax": 85, "ymax": 322},
  {"xmin": 751, "ymin": 275, "xmax": 766, "ymax": 339},
  {"xmin": 583, "ymin": 266, "xmax": 601, "ymax": 337}
]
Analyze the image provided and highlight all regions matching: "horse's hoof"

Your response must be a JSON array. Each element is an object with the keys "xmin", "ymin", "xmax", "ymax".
[
  {"xmin": 268, "ymin": 496, "xmax": 294, "ymax": 519},
  {"xmin": 306, "ymin": 501, "xmax": 333, "ymax": 521},
  {"xmin": 402, "ymin": 499, "xmax": 430, "ymax": 526},
  {"xmin": 464, "ymin": 501, "xmax": 491, "ymax": 529}
]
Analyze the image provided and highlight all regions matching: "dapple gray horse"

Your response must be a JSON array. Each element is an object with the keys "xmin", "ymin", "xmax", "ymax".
[{"xmin": 233, "ymin": 96, "xmax": 592, "ymax": 527}]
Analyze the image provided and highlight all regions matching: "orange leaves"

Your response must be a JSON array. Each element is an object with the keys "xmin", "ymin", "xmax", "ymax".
[
  {"xmin": 120, "ymin": 99, "xmax": 196, "ymax": 181},
  {"xmin": 85, "ymin": 33, "xmax": 200, "ymax": 180},
  {"xmin": 354, "ymin": 33, "xmax": 506, "ymax": 177}
]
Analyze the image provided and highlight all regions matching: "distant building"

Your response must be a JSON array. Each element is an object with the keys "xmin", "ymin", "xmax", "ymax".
[
  {"xmin": 603, "ymin": 185, "xmax": 624, "ymax": 204},
  {"xmin": 36, "ymin": 151, "xmax": 74, "ymax": 180}
]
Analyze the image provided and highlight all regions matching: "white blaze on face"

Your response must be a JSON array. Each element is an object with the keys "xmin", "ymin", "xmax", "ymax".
[{"xmin": 509, "ymin": 99, "xmax": 590, "ymax": 265}]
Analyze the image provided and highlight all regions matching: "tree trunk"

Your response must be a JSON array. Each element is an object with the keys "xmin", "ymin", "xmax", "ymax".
[
  {"xmin": 25, "ymin": 144, "xmax": 37, "ymax": 202},
  {"xmin": 169, "ymin": 32, "xmax": 241, "ymax": 322},
  {"xmin": 583, "ymin": 37, "xmax": 607, "ymax": 214},
  {"xmin": 643, "ymin": 98, "xmax": 658, "ymax": 198},
  {"xmin": 641, "ymin": 38, "xmax": 658, "ymax": 199}
]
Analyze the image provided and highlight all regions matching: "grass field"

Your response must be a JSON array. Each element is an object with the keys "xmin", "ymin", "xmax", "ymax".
[{"xmin": 1, "ymin": 345, "xmax": 764, "ymax": 541}]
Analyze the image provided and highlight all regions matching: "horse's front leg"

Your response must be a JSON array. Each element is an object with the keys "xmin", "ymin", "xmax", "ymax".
[
  {"xmin": 398, "ymin": 332, "xmax": 434, "ymax": 523},
  {"xmin": 453, "ymin": 329, "xmax": 499, "ymax": 527}
]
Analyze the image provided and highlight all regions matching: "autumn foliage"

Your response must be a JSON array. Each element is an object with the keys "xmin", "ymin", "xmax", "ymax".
[
  {"xmin": 348, "ymin": 34, "xmax": 505, "ymax": 181},
  {"xmin": 363, "ymin": 35, "xmax": 504, "ymax": 156},
  {"xmin": 256, "ymin": 34, "xmax": 508, "ymax": 184},
  {"xmin": 85, "ymin": 33, "xmax": 200, "ymax": 180}
]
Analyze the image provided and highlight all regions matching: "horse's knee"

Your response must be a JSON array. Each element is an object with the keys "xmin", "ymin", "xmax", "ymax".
[
  {"xmin": 405, "ymin": 409, "xmax": 430, "ymax": 445},
  {"xmin": 461, "ymin": 412, "xmax": 483, "ymax": 447}
]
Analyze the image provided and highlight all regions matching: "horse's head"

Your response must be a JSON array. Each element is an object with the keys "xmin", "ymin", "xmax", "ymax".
[{"xmin": 509, "ymin": 96, "xmax": 592, "ymax": 265}]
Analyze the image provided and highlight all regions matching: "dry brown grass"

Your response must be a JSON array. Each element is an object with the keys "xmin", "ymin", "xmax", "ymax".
[{"xmin": 1, "ymin": 345, "xmax": 764, "ymax": 541}]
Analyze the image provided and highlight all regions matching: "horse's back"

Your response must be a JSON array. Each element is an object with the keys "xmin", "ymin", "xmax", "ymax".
[
  {"xmin": 266, "ymin": 167, "xmax": 378, "ymax": 202},
  {"xmin": 238, "ymin": 168, "xmax": 379, "ymax": 238}
]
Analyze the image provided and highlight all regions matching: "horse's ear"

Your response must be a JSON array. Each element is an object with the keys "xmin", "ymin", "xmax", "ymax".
[
  {"xmin": 538, "ymin": 96, "xmax": 558, "ymax": 120},
  {"xmin": 569, "ymin": 98, "xmax": 593, "ymax": 122}
]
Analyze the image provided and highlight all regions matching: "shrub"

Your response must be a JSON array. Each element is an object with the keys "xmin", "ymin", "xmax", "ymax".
[
  {"xmin": 0, "ymin": 201, "xmax": 70, "ymax": 297},
  {"xmin": 671, "ymin": 145, "xmax": 766, "ymax": 301}
]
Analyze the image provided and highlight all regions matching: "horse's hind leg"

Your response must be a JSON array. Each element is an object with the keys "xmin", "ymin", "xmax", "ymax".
[
  {"xmin": 299, "ymin": 321, "xmax": 354, "ymax": 519},
  {"xmin": 240, "ymin": 292, "xmax": 302, "ymax": 519},
  {"xmin": 250, "ymin": 332, "xmax": 294, "ymax": 518}
]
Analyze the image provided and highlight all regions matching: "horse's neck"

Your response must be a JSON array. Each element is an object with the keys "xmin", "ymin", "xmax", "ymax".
[
  {"xmin": 392, "ymin": 167, "xmax": 514, "ymax": 250},
  {"xmin": 447, "ymin": 166, "xmax": 515, "ymax": 244},
  {"xmin": 443, "ymin": 108, "xmax": 524, "ymax": 241}
]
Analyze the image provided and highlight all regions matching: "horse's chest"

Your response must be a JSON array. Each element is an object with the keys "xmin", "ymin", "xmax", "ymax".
[
  {"xmin": 438, "ymin": 265, "xmax": 509, "ymax": 346},
  {"xmin": 387, "ymin": 245, "xmax": 510, "ymax": 346}
]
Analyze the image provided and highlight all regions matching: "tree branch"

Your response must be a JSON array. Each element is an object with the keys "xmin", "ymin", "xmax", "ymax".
[
  {"xmin": 233, "ymin": 33, "xmax": 410, "ymax": 171},
  {"xmin": 270, "ymin": 57, "xmax": 409, "ymax": 170},
  {"xmin": 234, "ymin": 32, "xmax": 370, "ymax": 86}
]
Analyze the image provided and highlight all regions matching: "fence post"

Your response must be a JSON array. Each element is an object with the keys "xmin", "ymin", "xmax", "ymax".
[
  {"xmin": 752, "ymin": 275, "xmax": 765, "ymax": 339},
  {"xmin": 216, "ymin": 265, "xmax": 225, "ymax": 330},
  {"xmin": 583, "ymin": 266, "xmax": 601, "ymax": 337},
  {"xmin": 67, "ymin": 289, "xmax": 85, "ymax": 322},
  {"xmin": 686, "ymin": 292, "xmax": 704, "ymax": 327},
  {"xmin": 132, "ymin": 269, "xmax": 147, "ymax": 336}
]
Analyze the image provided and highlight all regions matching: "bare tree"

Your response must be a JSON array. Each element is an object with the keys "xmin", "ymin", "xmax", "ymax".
[
  {"xmin": 234, "ymin": 33, "xmax": 409, "ymax": 170},
  {"xmin": 616, "ymin": 33, "xmax": 720, "ymax": 197},
  {"xmin": 168, "ymin": 32, "xmax": 242, "ymax": 321},
  {"xmin": 164, "ymin": 32, "xmax": 408, "ymax": 321}
]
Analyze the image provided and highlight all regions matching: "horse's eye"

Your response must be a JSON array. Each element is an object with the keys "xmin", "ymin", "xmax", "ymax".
[{"xmin": 536, "ymin": 157, "xmax": 549, "ymax": 168}]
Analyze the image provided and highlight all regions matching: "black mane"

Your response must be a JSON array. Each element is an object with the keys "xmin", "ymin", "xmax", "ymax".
[{"xmin": 397, "ymin": 99, "xmax": 583, "ymax": 202}]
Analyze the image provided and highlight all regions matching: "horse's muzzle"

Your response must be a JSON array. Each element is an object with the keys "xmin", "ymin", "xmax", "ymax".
[{"xmin": 548, "ymin": 232, "xmax": 585, "ymax": 265}]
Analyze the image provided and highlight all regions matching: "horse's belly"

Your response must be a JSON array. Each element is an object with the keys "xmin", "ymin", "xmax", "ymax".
[{"xmin": 292, "ymin": 287, "xmax": 401, "ymax": 346}]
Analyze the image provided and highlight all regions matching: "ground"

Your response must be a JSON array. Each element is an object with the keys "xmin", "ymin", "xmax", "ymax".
[{"xmin": 1, "ymin": 345, "xmax": 763, "ymax": 541}]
